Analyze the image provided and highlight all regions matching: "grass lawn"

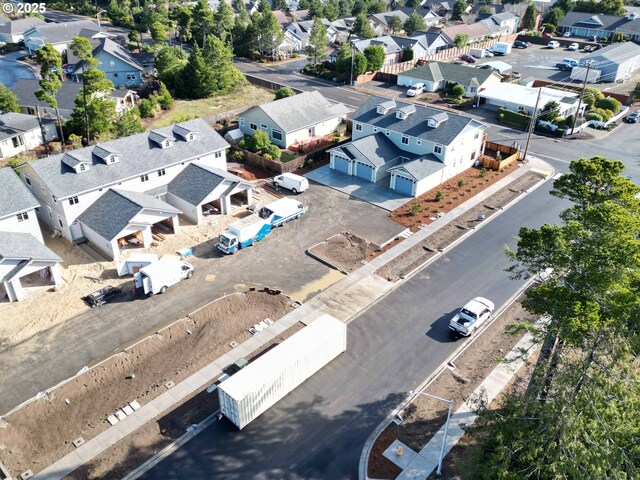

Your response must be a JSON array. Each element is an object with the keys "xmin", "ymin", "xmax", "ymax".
[
  {"xmin": 143, "ymin": 85, "xmax": 275, "ymax": 129},
  {"xmin": 280, "ymin": 151, "xmax": 298, "ymax": 162}
]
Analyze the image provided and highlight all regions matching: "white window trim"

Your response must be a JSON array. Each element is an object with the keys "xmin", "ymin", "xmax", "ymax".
[
  {"xmin": 434, "ymin": 144, "xmax": 443, "ymax": 154},
  {"xmin": 355, "ymin": 122, "xmax": 362, "ymax": 131},
  {"xmin": 401, "ymin": 135, "xmax": 409, "ymax": 145}
]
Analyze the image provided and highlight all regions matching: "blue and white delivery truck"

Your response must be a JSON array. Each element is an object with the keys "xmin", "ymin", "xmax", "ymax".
[{"xmin": 216, "ymin": 198, "xmax": 308, "ymax": 254}]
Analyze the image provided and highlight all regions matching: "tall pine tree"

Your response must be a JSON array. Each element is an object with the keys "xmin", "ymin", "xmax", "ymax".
[{"xmin": 305, "ymin": 18, "xmax": 328, "ymax": 65}]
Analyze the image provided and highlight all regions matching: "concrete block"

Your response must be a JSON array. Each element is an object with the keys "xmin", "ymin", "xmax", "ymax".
[
  {"xmin": 198, "ymin": 362, "xmax": 223, "ymax": 381},
  {"xmin": 72, "ymin": 437, "xmax": 85, "ymax": 448},
  {"xmin": 132, "ymin": 402, "xmax": 160, "ymax": 424},
  {"xmin": 20, "ymin": 471, "xmax": 34, "ymax": 480},
  {"xmin": 122, "ymin": 405, "xmax": 134, "ymax": 416},
  {"xmin": 115, "ymin": 410, "xmax": 126, "ymax": 421},
  {"xmin": 129, "ymin": 400, "xmax": 141, "ymax": 411},
  {"xmin": 106, "ymin": 414, "xmax": 119, "ymax": 426},
  {"xmin": 396, "ymin": 454, "xmax": 437, "ymax": 479},
  {"xmin": 150, "ymin": 392, "xmax": 177, "ymax": 414}
]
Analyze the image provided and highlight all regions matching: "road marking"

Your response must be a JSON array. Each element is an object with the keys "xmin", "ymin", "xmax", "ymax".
[{"xmin": 530, "ymin": 152, "xmax": 572, "ymax": 164}]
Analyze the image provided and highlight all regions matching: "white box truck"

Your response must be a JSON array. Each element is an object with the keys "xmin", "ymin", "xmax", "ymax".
[
  {"xmin": 272, "ymin": 173, "xmax": 309, "ymax": 193},
  {"xmin": 216, "ymin": 198, "xmax": 308, "ymax": 254},
  {"xmin": 489, "ymin": 42, "xmax": 512, "ymax": 56},
  {"xmin": 134, "ymin": 258, "xmax": 194, "ymax": 295},
  {"xmin": 218, "ymin": 314, "xmax": 347, "ymax": 429}
]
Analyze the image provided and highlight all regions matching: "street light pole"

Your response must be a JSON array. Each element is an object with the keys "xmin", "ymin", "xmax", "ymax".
[{"xmin": 410, "ymin": 390, "xmax": 454, "ymax": 477}]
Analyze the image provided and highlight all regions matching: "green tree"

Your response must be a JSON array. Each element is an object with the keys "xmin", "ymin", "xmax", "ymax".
[
  {"xmin": 250, "ymin": 129, "xmax": 271, "ymax": 152},
  {"xmin": 149, "ymin": 21, "xmax": 168, "ymax": 43},
  {"xmin": 305, "ymin": 17, "xmax": 328, "ymax": 65},
  {"xmin": 214, "ymin": 1, "xmax": 235, "ymax": 39},
  {"xmin": 595, "ymin": 97, "xmax": 621, "ymax": 114},
  {"xmin": 252, "ymin": 10, "xmax": 284, "ymax": 56},
  {"xmin": 0, "ymin": 84, "xmax": 20, "ymax": 113},
  {"xmin": 114, "ymin": 107, "xmax": 144, "ymax": 137},
  {"xmin": 334, "ymin": 42, "xmax": 353, "ymax": 73},
  {"xmin": 451, "ymin": 83, "xmax": 465, "ymax": 98},
  {"xmin": 171, "ymin": 4, "xmax": 193, "ymax": 43},
  {"xmin": 543, "ymin": 6, "xmax": 565, "ymax": 26},
  {"xmin": 401, "ymin": 48, "xmax": 414, "ymax": 62},
  {"xmin": 180, "ymin": 44, "xmax": 216, "ymax": 98},
  {"xmin": 275, "ymin": 87, "xmax": 296, "ymax": 99},
  {"xmin": 634, "ymin": 81, "xmax": 640, "ymax": 101},
  {"xmin": 191, "ymin": 0, "xmax": 215, "ymax": 47},
  {"xmin": 363, "ymin": 45, "xmax": 385, "ymax": 71},
  {"xmin": 272, "ymin": 0, "xmax": 288, "ymax": 10},
  {"xmin": 34, "ymin": 44, "xmax": 65, "ymax": 144},
  {"xmin": 582, "ymin": 87, "xmax": 604, "ymax": 108},
  {"xmin": 107, "ymin": 0, "xmax": 133, "ymax": 28},
  {"xmin": 262, "ymin": 143, "xmax": 281, "ymax": 159},
  {"xmin": 202, "ymin": 36, "xmax": 245, "ymax": 94},
  {"xmin": 452, "ymin": 0, "xmax": 467, "ymax": 20},
  {"xmin": 522, "ymin": 3, "xmax": 537, "ymax": 30},
  {"xmin": 387, "ymin": 15, "xmax": 403, "ymax": 34},
  {"xmin": 156, "ymin": 45, "xmax": 188, "ymax": 92},
  {"xmin": 406, "ymin": 0, "xmax": 422, "ymax": 6},
  {"xmin": 403, "ymin": 12, "xmax": 426, "ymax": 36},
  {"xmin": 323, "ymin": 0, "xmax": 340, "ymax": 21},
  {"xmin": 156, "ymin": 82, "xmax": 174, "ymax": 109},
  {"xmin": 353, "ymin": 51, "xmax": 367, "ymax": 76},
  {"xmin": 128, "ymin": 29, "xmax": 142, "ymax": 50},
  {"xmin": 139, "ymin": 98, "xmax": 156, "ymax": 118},
  {"xmin": 351, "ymin": 13, "xmax": 376, "ymax": 38},
  {"xmin": 575, "ymin": 0, "xmax": 624, "ymax": 15},
  {"xmin": 454, "ymin": 33, "xmax": 469, "ymax": 48},
  {"xmin": 538, "ymin": 100, "xmax": 560, "ymax": 122}
]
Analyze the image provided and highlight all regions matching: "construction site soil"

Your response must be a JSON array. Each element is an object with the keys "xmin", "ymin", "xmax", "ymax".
[
  {"xmin": 0, "ymin": 289, "xmax": 297, "ymax": 477},
  {"xmin": 308, "ymin": 232, "xmax": 375, "ymax": 273}
]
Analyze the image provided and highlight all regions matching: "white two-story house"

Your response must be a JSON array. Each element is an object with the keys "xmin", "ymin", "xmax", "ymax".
[
  {"xmin": 330, "ymin": 96, "xmax": 486, "ymax": 197},
  {"xmin": 17, "ymin": 119, "xmax": 251, "ymax": 260}
]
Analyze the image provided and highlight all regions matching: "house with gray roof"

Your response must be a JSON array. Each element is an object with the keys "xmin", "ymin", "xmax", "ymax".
[
  {"xmin": 238, "ymin": 91, "xmax": 349, "ymax": 149},
  {"xmin": 0, "ymin": 16, "xmax": 46, "ymax": 43},
  {"xmin": 23, "ymin": 19, "xmax": 111, "ymax": 55},
  {"xmin": 559, "ymin": 11, "xmax": 640, "ymax": 41},
  {"xmin": 0, "ymin": 231, "xmax": 62, "ymax": 302},
  {"xmin": 17, "ymin": 119, "xmax": 241, "ymax": 258},
  {"xmin": 329, "ymin": 96, "xmax": 486, "ymax": 197},
  {"xmin": 167, "ymin": 163, "xmax": 253, "ymax": 223},
  {"xmin": 0, "ymin": 167, "xmax": 44, "ymax": 243},
  {"xmin": 69, "ymin": 38, "xmax": 144, "ymax": 87},
  {"xmin": 0, "ymin": 112, "xmax": 58, "ymax": 160},
  {"xmin": 397, "ymin": 61, "xmax": 502, "ymax": 97},
  {"xmin": 578, "ymin": 41, "xmax": 640, "ymax": 82}
]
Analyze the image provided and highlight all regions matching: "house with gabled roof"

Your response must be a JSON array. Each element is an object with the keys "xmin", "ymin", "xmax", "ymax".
[
  {"xmin": 238, "ymin": 91, "xmax": 349, "ymax": 149},
  {"xmin": 397, "ymin": 61, "xmax": 502, "ymax": 97},
  {"xmin": 352, "ymin": 35, "xmax": 437, "ymax": 66},
  {"xmin": 23, "ymin": 19, "xmax": 111, "ymax": 55},
  {"xmin": 0, "ymin": 167, "xmax": 44, "ymax": 243},
  {"xmin": 16, "ymin": 119, "xmax": 247, "ymax": 260},
  {"xmin": 0, "ymin": 112, "xmax": 58, "ymax": 159},
  {"xmin": 558, "ymin": 11, "xmax": 640, "ymax": 41},
  {"xmin": 0, "ymin": 16, "xmax": 46, "ymax": 43},
  {"xmin": 69, "ymin": 38, "xmax": 144, "ymax": 87},
  {"xmin": 329, "ymin": 96, "xmax": 486, "ymax": 197}
]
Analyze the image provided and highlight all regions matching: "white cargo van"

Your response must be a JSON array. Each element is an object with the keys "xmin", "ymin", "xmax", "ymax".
[
  {"xmin": 135, "ymin": 258, "xmax": 194, "ymax": 295},
  {"xmin": 273, "ymin": 173, "xmax": 309, "ymax": 193}
]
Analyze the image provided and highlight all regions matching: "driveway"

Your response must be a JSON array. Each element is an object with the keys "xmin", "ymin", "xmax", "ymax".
[
  {"xmin": 0, "ymin": 51, "xmax": 36, "ymax": 88},
  {"xmin": 0, "ymin": 183, "xmax": 404, "ymax": 413}
]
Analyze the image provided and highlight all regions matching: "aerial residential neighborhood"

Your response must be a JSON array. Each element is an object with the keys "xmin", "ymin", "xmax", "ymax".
[{"xmin": 0, "ymin": 0, "xmax": 638, "ymax": 479}]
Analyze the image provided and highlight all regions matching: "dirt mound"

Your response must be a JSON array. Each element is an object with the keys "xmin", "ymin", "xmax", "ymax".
[{"xmin": 308, "ymin": 232, "xmax": 375, "ymax": 273}]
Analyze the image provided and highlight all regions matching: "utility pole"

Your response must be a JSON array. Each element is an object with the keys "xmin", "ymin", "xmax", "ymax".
[
  {"xmin": 349, "ymin": 42, "xmax": 355, "ymax": 86},
  {"xmin": 522, "ymin": 87, "xmax": 542, "ymax": 164},
  {"xmin": 570, "ymin": 60, "xmax": 592, "ymax": 135}
]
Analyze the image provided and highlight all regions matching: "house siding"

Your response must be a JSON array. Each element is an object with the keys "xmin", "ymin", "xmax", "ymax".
[
  {"xmin": 0, "ymin": 122, "xmax": 57, "ymax": 159},
  {"xmin": 0, "ymin": 208, "xmax": 44, "ymax": 243},
  {"xmin": 95, "ymin": 51, "xmax": 142, "ymax": 86}
]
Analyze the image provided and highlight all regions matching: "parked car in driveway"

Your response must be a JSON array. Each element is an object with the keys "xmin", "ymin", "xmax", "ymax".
[
  {"xmin": 567, "ymin": 42, "xmax": 579, "ymax": 51},
  {"xmin": 83, "ymin": 285, "xmax": 123, "ymax": 308},
  {"xmin": 513, "ymin": 40, "xmax": 529, "ymax": 48},
  {"xmin": 449, "ymin": 297, "xmax": 495, "ymax": 336},
  {"xmin": 563, "ymin": 31, "xmax": 572, "ymax": 37},
  {"xmin": 625, "ymin": 112, "xmax": 640, "ymax": 123},
  {"xmin": 406, "ymin": 83, "xmax": 425, "ymax": 96},
  {"xmin": 547, "ymin": 41, "xmax": 560, "ymax": 48},
  {"xmin": 460, "ymin": 54, "xmax": 476, "ymax": 63}
]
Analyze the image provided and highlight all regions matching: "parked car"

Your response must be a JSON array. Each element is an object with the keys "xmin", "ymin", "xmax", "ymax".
[
  {"xmin": 513, "ymin": 40, "xmax": 529, "ymax": 48},
  {"xmin": 483, "ymin": 49, "xmax": 494, "ymax": 57},
  {"xmin": 563, "ymin": 31, "xmax": 572, "ymax": 37},
  {"xmin": 83, "ymin": 285, "xmax": 123, "ymax": 308},
  {"xmin": 582, "ymin": 44, "xmax": 596, "ymax": 52},
  {"xmin": 547, "ymin": 41, "xmax": 560, "ymax": 48},
  {"xmin": 406, "ymin": 82, "xmax": 425, "ymax": 97},
  {"xmin": 273, "ymin": 173, "xmax": 309, "ymax": 194},
  {"xmin": 460, "ymin": 54, "xmax": 476, "ymax": 63},
  {"xmin": 625, "ymin": 112, "xmax": 640, "ymax": 123},
  {"xmin": 449, "ymin": 297, "xmax": 495, "ymax": 336},
  {"xmin": 567, "ymin": 42, "xmax": 580, "ymax": 51}
]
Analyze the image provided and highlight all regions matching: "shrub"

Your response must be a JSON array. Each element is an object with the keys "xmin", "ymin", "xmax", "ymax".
[
  {"xmin": 435, "ymin": 191, "xmax": 443, "ymax": 201},
  {"xmin": 68, "ymin": 134, "xmax": 82, "ymax": 149},
  {"xmin": 231, "ymin": 150, "xmax": 245, "ymax": 162},
  {"xmin": 262, "ymin": 143, "xmax": 281, "ymax": 160},
  {"xmin": 554, "ymin": 128, "xmax": 567, "ymax": 137},
  {"xmin": 582, "ymin": 87, "xmax": 604, "ymax": 108},
  {"xmin": 320, "ymin": 71, "xmax": 335, "ymax": 80},
  {"xmin": 480, "ymin": 168, "xmax": 487, "ymax": 178},
  {"xmin": 590, "ymin": 107, "xmax": 613, "ymax": 121},
  {"xmin": 250, "ymin": 130, "xmax": 271, "ymax": 152},
  {"xmin": 410, "ymin": 204, "xmax": 421, "ymax": 216},
  {"xmin": 49, "ymin": 142, "xmax": 63, "ymax": 153},
  {"xmin": 542, "ymin": 23, "xmax": 556, "ymax": 33},
  {"xmin": 496, "ymin": 108, "xmax": 530, "ymax": 130},
  {"xmin": 275, "ymin": 87, "xmax": 296, "ymax": 99},
  {"xmin": 564, "ymin": 114, "xmax": 575, "ymax": 128},
  {"xmin": 595, "ymin": 97, "xmax": 621, "ymax": 114},
  {"xmin": 139, "ymin": 98, "xmax": 156, "ymax": 118},
  {"xmin": 156, "ymin": 83, "xmax": 173, "ymax": 110},
  {"xmin": 451, "ymin": 84, "xmax": 465, "ymax": 99},
  {"xmin": 457, "ymin": 179, "xmax": 465, "ymax": 188},
  {"xmin": 586, "ymin": 112, "xmax": 603, "ymax": 122}
]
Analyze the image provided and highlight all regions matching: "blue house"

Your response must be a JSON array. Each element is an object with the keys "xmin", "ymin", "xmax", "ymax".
[{"xmin": 70, "ymin": 38, "xmax": 143, "ymax": 87}]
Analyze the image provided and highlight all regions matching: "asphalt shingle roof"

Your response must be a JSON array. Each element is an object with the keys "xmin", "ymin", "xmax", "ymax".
[
  {"xmin": 389, "ymin": 154, "xmax": 443, "ymax": 180},
  {"xmin": 23, "ymin": 119, "xmax": 229, "ymax": 199},
  {"xmin": 333, "ymin": 133, "xmax": 407, "ymax": 168},
  {"xmin": 0, "ymin": 112, "xmax": 54, "ymax": 141},
  {"xmin": 77, "ymin": 189, "xmax": 181, "ymax": 241},
  {"xmin": 24, "ymin": 19, "xmax": 106, "ymax": 45},
  {"xmin": 0, "ymin": 167, "xmax": 39, "ymax": 219},
  {"xmin": 0, "ymin": 17, "xmax": 46, "ymax": 35},
  {"xmin": 581, "ymin": 41, "xmax": 640, "ymax": 64},
  {"xmin": 70, "ymin": 38, "xmax": 143, "ymax": 75},
  {"xmin": 559, "ymin": 11, "xmax": 640, "ymax": 35},
  {"xmin": 402, "ymin": 62, "xmax": 497, "ymax": 87},
  {"xmin": 167, "ymin": 163, "xmax": 250, "ymax": 205},
  {"xmin": 351, "ymin": 95, "xmax": 480, "ymax": 146},
  {"xmin": 0, "ymin": 231, "xmax": 60, "ymax": 263},
  {"xmin": 13, "ymin": 79, "xmax": 82, "ymax": 112},
  {"xmin": 255, "ymin": 91, "xmax": 348, "ymax": 133}
]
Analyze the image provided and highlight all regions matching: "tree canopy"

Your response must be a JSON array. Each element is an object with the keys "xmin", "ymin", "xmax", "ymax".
[
  {"xmin": 521, "ymin": 3, "xmax": 537, "ymax": 30},
  {"xmin": 352, "ymin": 13, "xmax": 376, "ymax": 38},
  {"xmin": 0, "ymin": 84, "xmax": 20, "ymax": 114},
  {"xmin": 305, "ymin": 17, "xmax": 328, "ymax": 65},
  {"xmin": 403, "ymin": 12, "xmax": 426, "ymax": 36}
]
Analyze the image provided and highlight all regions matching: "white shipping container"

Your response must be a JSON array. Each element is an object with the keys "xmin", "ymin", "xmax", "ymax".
[{"xmin": 218, "ymin": 314, "xmax": 347, "ymax": 429}]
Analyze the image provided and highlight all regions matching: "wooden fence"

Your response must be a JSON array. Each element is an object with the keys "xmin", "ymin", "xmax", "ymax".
[
  {"xmin": 479, "ymin": 140, "xmax": 520, "ymax": 170},
  {"xmin": 240, "ymin": 149, "xmax": 307, "ymax": 174}
]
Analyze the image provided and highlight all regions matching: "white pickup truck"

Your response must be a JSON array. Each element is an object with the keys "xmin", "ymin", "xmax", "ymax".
[{"xmin": 449, "ymin": 297, "xmax": 495, "ymax": 336}]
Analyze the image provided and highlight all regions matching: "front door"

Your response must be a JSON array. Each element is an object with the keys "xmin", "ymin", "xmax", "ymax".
[{"xmin": 308, "ymin": 126, "xmax": 315, "ymax": 137}]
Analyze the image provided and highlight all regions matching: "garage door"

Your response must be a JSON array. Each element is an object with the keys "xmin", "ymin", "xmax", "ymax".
[
  {"xmin": 394, "ymin": 175, "xmax": 414, "ymax": 196},
  {"xmin": 356, "ymin": 161, "xmax": 373, "ymax": 182},
  {"xmin": 333, "ymin": 156, "xmax": 350, "ymax": 174}
]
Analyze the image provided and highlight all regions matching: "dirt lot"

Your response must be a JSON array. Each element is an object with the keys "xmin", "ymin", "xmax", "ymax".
[
  {"xmin": 0, "ymin": 289, "xmax": 297, "ymax": 477},
  {"xmin": 368, "ymin": 301, "xmax": 537, "ymax": 479},
  {"xmin": 377, "ymin": 171, "xmax": 546, "ymax": 281},
  {"xmin": 308, "ymin": 232, "xmax": 376, "ymax": 273}
]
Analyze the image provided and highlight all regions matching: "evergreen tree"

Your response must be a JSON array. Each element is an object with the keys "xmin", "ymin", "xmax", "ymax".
[
  {"xmin": 191, "ymin": 0, "xmax": 215, "ymax": 47},
  {"xmin": 454, "ymin": 33, "xmax": 469, "ymax": 48},
  {"xmin": 353, "ymin": 51, "xmax": 367, "ymax": 76},
  {"xmin": 272, "ymin": 0, "xmax": 289, "ymax": 11},
  {"xmin": 180, "ymin": 44, "xmax": 216, "ymax": 98},
  {"xmin": 34, "ymin": 44, "xmax": 65, "ymax": 144},
  {"xmin": 202, "ymin": 36, "xmax": 245, "ymax": 93},
  {"xmin": 538, "ymin": 100, "xmax": 560, "ymax": 122},
  {"xmin": 363, "ymin": 45, "xmax": 384, "ymax": 71},
  {"xmin": 114, "ymin": 108, "xmax": 144, "ymax": 137},
  {"xmin": 0, "ymin": 84, "xmax": 20, "ymax": 114},
  {"xmin": 403, "ymin": 12, "xmax": 426, "ymax": 35},
  {"xmin": 324, "ymin": 0, "xmax": 340, "ymax": 21},
  {"xmin": 149, "ymin": 21, "xmax": 168, "ymax": 43},
  {"xmin": 252, "ymin": 10, "xmax": 284, "ymax": 57},
  {"xmin": 156, "ymin": 45, "xmax": 188, "ymax": 92},
  {"xmin": 308, "ymin": 0, "xmax": 325, "ymax": 18},
  {"xmin": 305, "ymin": 17, "xmax": 328, "ymax": 65},
  {"xmin": 452, "ymin": 0, "xmax": 467, "ymax": 20},
  {"xmin": 351, "ymin": 13, "xmax": 376, "ymax": 38},
  {"xmin": 214, "ymin": 1, "xmax": 235, "ymax": 39},
  {"xmin": 543, "ymin": 6, "xmax": 565, "ymax": 26},
  {"xmin": 387, "ymin": 15, "xmax": 403, "ymax": 34},
  {"xmin": 522, "ymin": 3, "xmax": 537, "ymax": 30},
  {"xmin": 171, "ymin": 4, "xmax": 193, "ymax": 43},
  {"xmin": 156, "ymin": 82, "xmax": 174, "ymax": 109}
]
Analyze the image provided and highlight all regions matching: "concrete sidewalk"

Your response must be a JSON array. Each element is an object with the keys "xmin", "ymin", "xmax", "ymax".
[{"xmin": 32, "ymin": 158, "xmax": 553, "ymax": 480}]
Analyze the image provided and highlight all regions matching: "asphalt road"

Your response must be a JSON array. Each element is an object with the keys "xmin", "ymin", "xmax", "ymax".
[
  {"xmin": 0, "ymin": 185, "xmax": 403, "ymax": 413},
  {"xmin": 140, "ymin": 172, "xmax": 570, "ymax": 480}
]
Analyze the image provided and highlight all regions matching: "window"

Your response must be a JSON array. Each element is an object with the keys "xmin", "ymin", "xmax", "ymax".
[
  {"xmin": 239, "ymin": 118, "xmax": 245, "ymax": 127},
  {"xmin": 58, "ymin": 217, "xmax": 63, "ymax": 228},
  {"xmin": 401, "ymin": 135, "xmax": 409, "ymax": 145},
  {"xmin": 416, "ymin": 139, "xmax": 422, "ymax": 146},
  {"xmin": 126, "ymin": 73, "xmax": 136, "ymax": 80},
  {"xmin": 52, "ymin": 195, "xmax": 57, "ymax": 203},
  {"xmin": 214, "ymin": 151, "xmax": 222, "ymax": 158},
  {"xmin": 41, "ymin": 186, "xmax": 46, "ymax": 194},
  {"xmin": 250, "ymin": 123, "xmax": 257, "ymax": 131},
  {"xmin": 271, "ymin": 129, "xmax": 283, "ymax": 141},
  {"xmin": 79, "ymin": 164, "xmax": 86, "ymax": 172},
  {"xmin": 25, "ymin": 176, "xmax": 31, "ymax": 186},
  {"xmin": 158, "ymin": 168, "xmax": 166, "ymax": 176},
  {"xmin": 98, "ymin": 60, "xmax": 104, "ymax": 67},
  {"xmin": 188, "ymin": 133, "xmax": 194, "ymax": 140},
  {"xmin": 355, "ymin": 123, "xmax": 362, "ymax": 131},
  {"xmin": 11, "ymin": 135, "xmax": 24, "ymax": 148},
  {"xmin": 140, "ymin": 174, "xmax": 149, "ymax": 182},
  {"xmin": 474, "ymin": 132, "xmax": 480, "ymax": 140},
  {"xmin": 69, "ymin": 196, "xmax": 79, "ymax": 205},
  {"xmin": 113, "ymin": 73, "xmax": 119, "ymax": 78},
  {"xmin": 260, "ymin": 123, "xmax": 268, "ymax": 130},
  {"xmin": 16, "ymin": 212, "xmax": 28, "ymax": 222},
  {"xmin": 109, "ymin": 60, "xmax": 115, "ymax": 67},
  {"xmin": 434, "ymin": 145, "xmax": 443, "ymax": 154},
  {"xmin": 48, "ymin": 210, "xmax": 52, "ymax": 219}
]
